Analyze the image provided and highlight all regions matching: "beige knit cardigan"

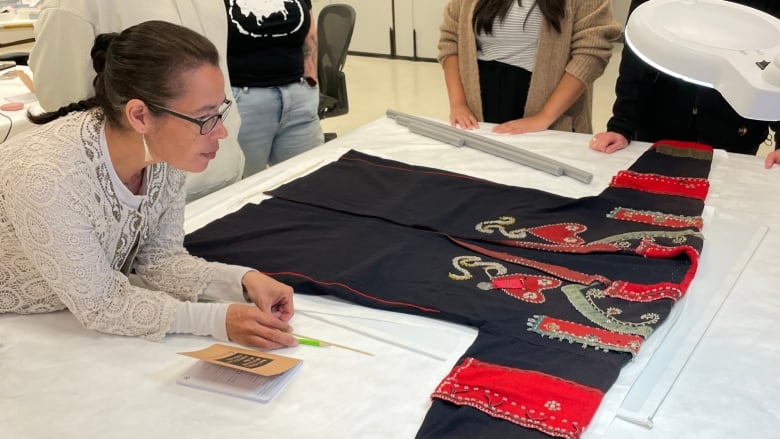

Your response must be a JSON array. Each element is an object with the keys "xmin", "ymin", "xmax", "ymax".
[{"xmin": 438, "ymin": 0, "xmax": 621, "ymax": 133}]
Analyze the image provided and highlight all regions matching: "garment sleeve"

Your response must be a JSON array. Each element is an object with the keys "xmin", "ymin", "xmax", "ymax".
[
  {"xmin": 437, "ymin": 0, "xmax": 461, "ymax": 63},
  {"xmin": 565, "ymin": 0, "xmax": 622, "ymax": 86},
  {"xmin": 3, "ymin": 166, "xmax": 179, "ymax": 341},
  {"xmin": 28, "ymin": 5, "xmax": 97, "ymax": 111},
  {"xmin": 167, "ymin": 268, "xmax": 264, "ymax": 342},
  {"xmin": 169, "ymin": 301, "xmax": 231, "ymax": 341},
  {"xmin": 605, "ymin": 0, "xmax": 647, "ymax": 140},
  {"xmin": 132, "ymin": 171, "xmax": 253, "ymax": 306},
  {"xmin": 134, "ymin": 174, "xmax": 254, "ymax": 342}
]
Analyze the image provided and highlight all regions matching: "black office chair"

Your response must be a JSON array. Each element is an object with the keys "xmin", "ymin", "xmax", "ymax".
[
  {"xmin": 0, "ymin": 52, "xmax": 28, "ymax": 66},
  {"xmin": 317, "ymin": 4, "xmax": 356, "ymax": 126}
]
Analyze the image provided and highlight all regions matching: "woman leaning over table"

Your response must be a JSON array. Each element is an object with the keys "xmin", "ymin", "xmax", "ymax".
[
  {"xmin": 0, "ymin": 20, "xmax": 298, "ymax": 350},
  {"xmin": 439, "ymin": 0, "xmax": 621, "ymax": 134}
]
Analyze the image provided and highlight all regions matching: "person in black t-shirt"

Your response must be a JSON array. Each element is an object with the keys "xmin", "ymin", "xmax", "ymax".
[{"xmin": 224, "ymin": 0, "xmax": 324, "ymax": 177}]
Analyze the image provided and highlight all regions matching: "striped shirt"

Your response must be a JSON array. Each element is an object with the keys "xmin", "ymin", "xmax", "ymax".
[{"xmin": 476, "ymin": 1, "xmax": 543, "ymax": 72}]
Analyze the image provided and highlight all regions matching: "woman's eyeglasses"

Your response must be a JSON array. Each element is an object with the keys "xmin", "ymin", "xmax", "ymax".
[{"xmin": 146, "ymin": 98, "xmax": 232, "ymax": 135}]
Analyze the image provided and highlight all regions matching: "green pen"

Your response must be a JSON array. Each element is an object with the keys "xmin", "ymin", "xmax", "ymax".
[
  {"xmin": 292, "ymin": 333, "xmax": 374, "ymax": 356},
  {"xmin": 296, "ymin": 336, "xmax": 323, "ymax": 347}
]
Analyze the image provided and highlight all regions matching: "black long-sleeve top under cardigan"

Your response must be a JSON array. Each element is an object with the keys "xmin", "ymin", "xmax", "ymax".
[{"xmin": 607, "ymin": 0, "xmax": 780, "ymax": 155}]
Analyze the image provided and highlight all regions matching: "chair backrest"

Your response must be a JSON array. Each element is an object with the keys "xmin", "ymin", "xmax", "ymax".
[{"xmin": 317, "ymin": 4, "xmax": 356, "ymax": 119}]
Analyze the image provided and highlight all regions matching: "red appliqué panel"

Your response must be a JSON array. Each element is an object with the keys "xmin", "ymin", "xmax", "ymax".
[
  {"xmin": 492, "ymin": 274, "xmax": 562, "ymax": 303},
  {"xmin": 432, "ymin": 357, "xmax": 604, "ymax": 439},
  {"xmin": 528, "ymin": 223, "xmax": 586, "ymax": 245},
  {"xmin": 527, "ymin": 315, "xmax": 644, "ymax": 356},
  {"xmin": 610, "ymin": 171, "xmax": 709, "ymax": 200}
]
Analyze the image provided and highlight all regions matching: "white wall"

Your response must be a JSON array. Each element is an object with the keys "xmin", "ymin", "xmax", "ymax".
[
  {"xmin": 313, "ymin": 0, "xmax": 394, "ymax": 55},
  {"xmin": 395, "ymin": 0, "xmax": 448, "ymax": 59},
  {"xmin": 612, "ymin": 0, "xmax": 630, "ymax": 29},
  {"xmin": 313, "ymin": 0, "xmax": 447, "ymax": 59}
]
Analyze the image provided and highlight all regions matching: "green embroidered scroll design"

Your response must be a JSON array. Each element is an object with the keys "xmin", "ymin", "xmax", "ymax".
[{"xmin": 561, "ymin": 284, "xmax": 658, "ymax": 337}]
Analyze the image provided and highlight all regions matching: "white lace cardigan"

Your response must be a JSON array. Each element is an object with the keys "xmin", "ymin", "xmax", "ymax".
[{"xmin": 0, "ymin": 109, "xmax": 248, "ymax": 340}]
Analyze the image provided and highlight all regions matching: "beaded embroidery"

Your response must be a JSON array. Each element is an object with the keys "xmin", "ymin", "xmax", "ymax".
[
  {"xmin": 491, "ymin": 274, "xmax": 562, "ymax": 304},
  {"xmin": 447, "ymin": 257, "xmax": 660, "ymax": 337},
  {"xmin": 476, "ymin": 217, "xmax": 586, "ymax": 245},
  {"xmin": 448, "ymin": 255, "xmax": 508, "ymax": 281},
  {"xmin": 561, "ymin": 285, "xmax": 657, "ymax": 337},
  {"xmin": 604, "ymin": 280, "xmax": 684, "ymax": 302},
  {"xmin": 184, "ymin": 143, "xmax": 714, "ymax": 439},
  {"xmin": 474, "ymin": 217, "xmax": 703, "ymax": 258},
  {"xmin": 475, "ymin": 216, "xmax": 527, "ymax": 238},
  {"xmin": 527, "ymin": 315, "xmax": 644, "ymax": 356},
  {"xmin": 610, "ymin": 170, "xmax": 709, "ymax": 200},
  {"xmin": 607, "ymin": 207, "xmax": 703, "ymax": 229},
  {"xmin": 449, "ymin": 240, "xmax": 611, "ymax": 286},
  {"xmin": 432, "ymin": 357, "xmax": 604, "ymax": 439}
]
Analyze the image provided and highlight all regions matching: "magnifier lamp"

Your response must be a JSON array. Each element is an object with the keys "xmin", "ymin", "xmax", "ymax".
[{"xmin": 624, "ymin": 0, "xmax": 780, "ymax": 121}]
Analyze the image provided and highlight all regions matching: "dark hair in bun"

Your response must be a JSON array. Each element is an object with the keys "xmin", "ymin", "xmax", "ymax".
[{"xmin": 90, "ymin": 32, "xmax": 118, "ymax": 77}]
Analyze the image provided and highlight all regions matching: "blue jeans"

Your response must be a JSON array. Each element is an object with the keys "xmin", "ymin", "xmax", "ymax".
[{"xmin": 232, "ymin": 79, "xmax": 324, "ymax": 177}]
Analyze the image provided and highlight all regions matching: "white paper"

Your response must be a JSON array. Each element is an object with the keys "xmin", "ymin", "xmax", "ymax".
[{"xmin": 177, "ymin": 361, "xmax": 303, "ymax": 403}]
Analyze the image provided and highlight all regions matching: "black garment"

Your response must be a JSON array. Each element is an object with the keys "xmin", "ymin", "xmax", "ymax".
[
  {"xmin": 185, "ymin": 146, "xmax": 712, "ymax": 438},
  {"xmin": 607, "ymin": 0, "xmax": 780, "ymax": 155},
  {"xmin": 224, "ymin": 0, "xmax": 312, "ymax": 87},
  {"xmin": 478, "ymin": 59, "xmax": 532, "ymax": 123}
]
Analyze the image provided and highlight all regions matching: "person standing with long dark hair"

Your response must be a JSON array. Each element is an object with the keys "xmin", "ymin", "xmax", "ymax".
[{"xmin": 439, "ymin": 0, "xmax": 620, "ymax": 134}]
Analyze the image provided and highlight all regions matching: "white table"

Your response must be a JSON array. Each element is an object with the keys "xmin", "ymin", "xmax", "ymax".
[{"xmin": 2, "ymin": 116, "xmax": 779, "ymax": 439}]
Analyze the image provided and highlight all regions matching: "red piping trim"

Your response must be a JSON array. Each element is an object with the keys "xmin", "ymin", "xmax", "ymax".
[
  {"xmin": 263, "ymin": 271, "xmax": 441, "ymax": 313},
  {"xmin": 342, "ymin": 156, "xmax": 489, "ymax": 183}
]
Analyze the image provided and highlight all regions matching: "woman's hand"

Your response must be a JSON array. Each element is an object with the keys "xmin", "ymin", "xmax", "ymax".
[
  {"xmin": 225, "ymin": 271, "xmax": 296, "ymax": 349},
  {"xmin": 765, "ymin": 150, "xmax": 780, "ymax": 169},
  {"xmin": 225, "ymin": 303, "xmax": 298, "ymax": 349},
  {"xmin": 242, "ymin": 270, "xmax": 294, "ymax": 322},
  {"xmin": 492, "ymin": 114, "xmax": 552, "ymax": 135},
  {"xmin": 449, "ymin": 104, "xmax": 479, "ymax": 130},
  {"xmin": 492, "ymin": 73, "xmax": 583, "ymax": 135},
  {"xmin": 590, "ymin": 131, "xmax": 629, "ymax": 154}
]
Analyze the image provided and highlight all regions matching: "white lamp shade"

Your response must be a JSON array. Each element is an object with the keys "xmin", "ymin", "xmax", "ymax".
[{"xmin": 625, "ymin": 0, "xmax": 780, "ymax": 121}]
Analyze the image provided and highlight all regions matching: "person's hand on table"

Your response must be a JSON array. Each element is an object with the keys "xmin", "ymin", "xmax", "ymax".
[
  {"xmin": 491, "ymin": 114, "xmax": 551, "ymax": 135},
  {"xmin": 225, "ymin": 304, "xmax": 297, "ymax": 349},
  {"xmin": 590, "ymin": 131, "xmax": 629, "ymax": 154},
  {"xmin": 242, "ymin": 270, "xmax": 295, "ymax": 322},
  {"xmin": 765, "ymin": 150, "xmax": 780, "ymax": 169},
  {"xmin": 226, "ymin": 271, "xmax": 297, "ymax": 349},
  {"xmin": 449, "ymin": 104, "xmax": 479, "ymax": 130}
]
